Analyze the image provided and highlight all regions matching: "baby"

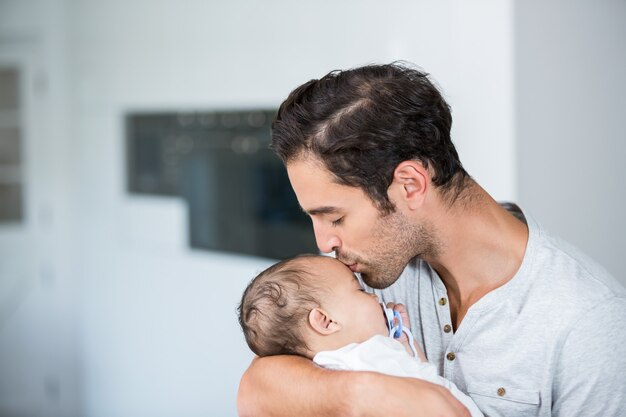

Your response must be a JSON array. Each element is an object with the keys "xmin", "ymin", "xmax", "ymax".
[{"xmin": 238, "ymin": 254, "xmax": 483, "ymax": 417}]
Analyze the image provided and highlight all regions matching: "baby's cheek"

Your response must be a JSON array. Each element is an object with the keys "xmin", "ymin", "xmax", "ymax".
[{"xmin": 372, "ymin": 312, "xmax": 388, "ymax": 336}]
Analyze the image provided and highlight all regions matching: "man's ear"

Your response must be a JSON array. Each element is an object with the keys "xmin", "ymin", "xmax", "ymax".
[
  {"xmin": 308, "ymin": 308, "xmax": 341, "ymax": 335},
  {"xmin": 388, "ymin": 161, "xmax": 429, "ymax": 210}
]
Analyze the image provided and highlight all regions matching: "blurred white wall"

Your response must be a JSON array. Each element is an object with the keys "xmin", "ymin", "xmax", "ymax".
[
  {"xmin": 516, "ymin": 0, "xmax": 626, "ymax": 282},
  {"xmin": 0, "ymin": 0, "xmax": 79, "ymax": 416},
  {"xmin": 7, "ymin": 0, "xmax": 621, "ymax": 417}
]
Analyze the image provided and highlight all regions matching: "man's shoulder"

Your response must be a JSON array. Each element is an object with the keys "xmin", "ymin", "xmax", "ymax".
[
  {"xmin": 521, "ymin": 224, "xmax": 626, "ymax": 327},
  {"xmin": 531, "ymin": 226, "xmax": 625, "ymax": 300}
]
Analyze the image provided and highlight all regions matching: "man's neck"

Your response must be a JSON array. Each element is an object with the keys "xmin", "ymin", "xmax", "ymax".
[{"xmin": 424, "ymin": 188, "xmax": 529, "ymax": 329}]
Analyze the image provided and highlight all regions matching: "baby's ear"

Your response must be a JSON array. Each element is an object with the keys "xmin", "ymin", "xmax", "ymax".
[{"xmin": 308, "ymin": 308, "xmax": 341, "ymax": 335}]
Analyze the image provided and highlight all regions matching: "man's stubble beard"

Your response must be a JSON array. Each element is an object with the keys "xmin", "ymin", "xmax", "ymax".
[{"xmin": 355, "ymin": 210, "xmax": 442, "ymax": 290}]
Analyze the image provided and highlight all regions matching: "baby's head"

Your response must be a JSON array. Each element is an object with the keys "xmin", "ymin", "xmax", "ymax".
[{"xmin": 238, "ymin": 254, "xmax": 389, "ymax": 359}]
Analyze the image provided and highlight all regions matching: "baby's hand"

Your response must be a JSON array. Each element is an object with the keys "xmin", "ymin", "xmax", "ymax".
[
  {"xmin": 386, "ymin": 302, "xmax": 411, "ymax": 345},
  {"xmin": 386, "ymin": 302, "xmax": 427, "ymax": 362},
  {"xmin": 386, "ymin": 302, "xmax": 411, "ymax": 329}
]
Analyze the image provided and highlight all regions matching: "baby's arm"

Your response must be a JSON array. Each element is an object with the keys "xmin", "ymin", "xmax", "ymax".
[{"xmin": 386, "ymin": 302, "xmax": 428, "ymax": 362}]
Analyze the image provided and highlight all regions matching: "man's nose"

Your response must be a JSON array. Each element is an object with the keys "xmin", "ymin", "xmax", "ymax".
[{"xmin": 314, "ymin": 225, "xmax": 341, "ymax": 254}]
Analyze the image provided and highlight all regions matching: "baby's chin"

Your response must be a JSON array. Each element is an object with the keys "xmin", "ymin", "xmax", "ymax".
[
  {"xmin": 378, "ymin": 317, "xmax": 391, "ymax": 336},
  {"xmin": 354, "ymin": 329, "xmax": 388, "ymax": 344},
  {"xmin": 372, "ymin": 326, "xmax": 390, "ymax": 339}
]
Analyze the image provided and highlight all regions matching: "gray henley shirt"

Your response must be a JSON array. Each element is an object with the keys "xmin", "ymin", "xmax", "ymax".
[{"xmin": 371, "ymin": 211, "xmax": 626, "ymax": 417}]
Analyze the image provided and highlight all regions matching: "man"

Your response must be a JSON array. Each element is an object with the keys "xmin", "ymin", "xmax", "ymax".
[{"xmin": 237, "ymin": 63, "xmax": 626, "ymax": 416}]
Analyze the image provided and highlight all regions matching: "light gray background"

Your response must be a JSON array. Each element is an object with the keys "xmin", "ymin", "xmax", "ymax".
[{"xmin": 516, "ymin": 0, "xmax": 625, "ymax": 279}]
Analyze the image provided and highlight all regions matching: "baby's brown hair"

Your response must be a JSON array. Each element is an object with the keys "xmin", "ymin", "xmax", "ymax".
[{"xmin": 237, "ymin": 254, "xmax": 328, "ymax": 357}]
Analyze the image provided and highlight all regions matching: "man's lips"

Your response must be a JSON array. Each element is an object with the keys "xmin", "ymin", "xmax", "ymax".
[{"xmin": 338, "ymin": 256, "xmax": 360, "ymax": 272}]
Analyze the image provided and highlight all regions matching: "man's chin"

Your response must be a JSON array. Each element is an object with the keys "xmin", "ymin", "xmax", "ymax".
[{"xmin": 361, "ymin": 272, "xmax": 398, "ymax": 290}]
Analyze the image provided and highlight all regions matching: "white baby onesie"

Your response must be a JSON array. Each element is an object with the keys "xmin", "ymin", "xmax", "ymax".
[{"xmin": 313, "ymin": 335, "xmax": 484, "ymax": 417}]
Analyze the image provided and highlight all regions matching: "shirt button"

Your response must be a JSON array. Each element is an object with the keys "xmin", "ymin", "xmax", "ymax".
[
  {"xmin": 439, "ymin": 297, "xmax": 447, "ymax": 306},
  {"xmin": 443, "ymin": 324, "xmax": 452, "ymax": 333},
  {"xmin": 497, "ymin": 387, "xmax": 506, "ymax": 397},
  {"xmin": 446, "ymin": 352, "xmax": 456, "ymax": 361}
]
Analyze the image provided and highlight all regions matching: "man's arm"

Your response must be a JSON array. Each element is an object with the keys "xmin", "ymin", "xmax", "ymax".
[
  {"xmin": 552, "ymin": 297, "xmax": 626, "ymax": 416},
  {"xmin": 238, "ymin": 355, "xmax": 471, "ymax": 417}
]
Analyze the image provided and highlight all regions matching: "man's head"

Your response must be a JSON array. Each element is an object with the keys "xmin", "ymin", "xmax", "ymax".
[
  {"xmin": 271, "ymin": 63, "xmax": 466, "ymax": 288},
  {"xmin": 238, "ymin": 255, "xmax": 388, "ymax": 358},
  {"xmin": 271, "ymin": 62, "xmax": 468, "ymax": 213}
]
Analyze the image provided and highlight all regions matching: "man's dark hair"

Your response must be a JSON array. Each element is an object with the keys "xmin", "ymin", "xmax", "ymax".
[
  {"xmin": 237, "ymin": 254, "xmax": 325, "ymax": 357},
  {"xmin": 271, "ymin": 62, "xmax": 469, "ymax": 212}
]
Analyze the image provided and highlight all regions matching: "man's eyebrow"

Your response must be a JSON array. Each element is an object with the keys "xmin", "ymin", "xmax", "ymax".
[{"xmin": 304, "ymin": 206, "xmax": 340, "ymax": 216}]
